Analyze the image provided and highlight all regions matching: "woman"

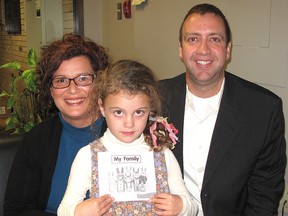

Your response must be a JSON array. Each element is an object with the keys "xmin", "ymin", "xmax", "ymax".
[{"xmin": 4, "ymin": 33, "xmax": 110, "ymax": 216}]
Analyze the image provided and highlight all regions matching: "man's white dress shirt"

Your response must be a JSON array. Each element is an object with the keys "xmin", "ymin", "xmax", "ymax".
[{"xmin": 183, "ymin": 80, "xmax": 224, "ymax": 215}]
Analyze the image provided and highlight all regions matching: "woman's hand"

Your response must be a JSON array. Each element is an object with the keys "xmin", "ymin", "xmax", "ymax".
[
  {"xmin": 74, "ymin": 194, "xmax": 114, "ymax": 216},
  {"xmin": 150, "ymin": 193, "xmax": 183, "ymax": 216}
]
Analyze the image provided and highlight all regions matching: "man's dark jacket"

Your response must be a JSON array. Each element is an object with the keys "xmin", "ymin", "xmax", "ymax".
[{"xmin": 160, "ymin": 72, "xmax": 286, "ymax": 216}]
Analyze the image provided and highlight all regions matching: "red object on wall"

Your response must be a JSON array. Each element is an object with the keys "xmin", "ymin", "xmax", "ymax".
[{"xmin": 123, "ymin": 0, "xmax": 131, "ymax": 18}]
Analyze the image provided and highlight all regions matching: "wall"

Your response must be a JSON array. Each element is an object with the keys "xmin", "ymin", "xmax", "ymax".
[
  {"xmin": 0, "ymin": 0, "xmax": 73, "ymax": 93},
  {"xmin": 83, "ymin": 0, "xmax": 102, "ymax": 43},
  {"xmin": 100, "ymin": 0, "xmax": 187, "ymax": 78},
  {"xmin": 0, "ymin": 0, "xmax": 27, "ymax": 92},
  {"xmin": 84, "ymin": 0, "xmax": 288, "ymax": 215},
  {"xmin": 62, "ymin": 0, "xmax": 73, "ymax": 34}
]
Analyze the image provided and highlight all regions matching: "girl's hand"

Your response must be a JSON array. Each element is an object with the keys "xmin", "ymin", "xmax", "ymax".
[
  {"xmin": 150, "ymin": 193, "xmax": 183, "ymax": 216},
  {"xmin": 75, "ymin": 194, "xmax": 114, "ymax": 216}
]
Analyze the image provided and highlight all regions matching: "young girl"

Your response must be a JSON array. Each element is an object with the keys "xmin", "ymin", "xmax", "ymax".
[{"xmin": 58, "ymin": 60, "xmax": 198, "ymax": 216}]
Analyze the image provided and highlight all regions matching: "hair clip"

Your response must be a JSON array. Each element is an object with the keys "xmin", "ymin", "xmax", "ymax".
[{"xmin": 149, "ymin": 116, "xmax": 179, "ymax": 149}]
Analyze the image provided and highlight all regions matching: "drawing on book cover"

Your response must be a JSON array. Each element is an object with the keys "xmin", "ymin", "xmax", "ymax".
[
  {"xmin": 108, "ymin": 166, "xmax": 148, "ymax": 193},
  {"xmin": 98, "ymin": 152, "xmax": 156, "ymax": 201}
]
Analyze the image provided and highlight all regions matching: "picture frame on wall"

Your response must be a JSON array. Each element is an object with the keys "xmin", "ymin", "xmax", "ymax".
[{"xmin": 4, "ymin": 0, "xmax": 21, "ymax": 34}]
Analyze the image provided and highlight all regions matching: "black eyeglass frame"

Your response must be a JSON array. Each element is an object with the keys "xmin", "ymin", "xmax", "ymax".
[{"xmin": 50, "ymin": 74, "xmax": 96, "ymax": 89}]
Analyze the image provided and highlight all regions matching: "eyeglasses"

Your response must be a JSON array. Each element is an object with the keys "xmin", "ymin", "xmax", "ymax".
[{"xmin": 51, "ymin": 74, "xmax": 96, "ymax": 89}]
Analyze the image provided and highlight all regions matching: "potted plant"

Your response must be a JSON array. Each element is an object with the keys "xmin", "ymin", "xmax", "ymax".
[{"xmin": 0, "ymin": 48, "xmax": 41, "ymax": 134}]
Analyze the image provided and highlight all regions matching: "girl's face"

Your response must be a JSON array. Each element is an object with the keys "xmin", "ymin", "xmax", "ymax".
[
  {"xmin": 99, "ymin": 91, "xmax": 151, "ymax": 143},
  {"xmin": 50, "ymin": 56, "xmax": 95, "ymax": 128}
]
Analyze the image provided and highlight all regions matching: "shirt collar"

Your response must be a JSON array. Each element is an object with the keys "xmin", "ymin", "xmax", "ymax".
[
  {"xmin": 100, "ymin": 129, "xmax": 150, "ymax": 152},
  {"xmin": 185, "ymin": 78, "xmax": 225, "ymax": 114}
]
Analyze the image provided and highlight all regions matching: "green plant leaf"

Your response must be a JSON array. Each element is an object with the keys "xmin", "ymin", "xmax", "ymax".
[
  {"xmin": 24, "ymin": 121, "xmax": 36, "ymax": 132},
  {"xmin": 2, "ymin": 48, "xmax": 41, "ymax": 134},
  {"xmin": 27, "ymin": 48, "xmax": 38, "ymax": 68},
  {"xmin": 11, "ymin": 76, "xmax": 22, "ymax": 95},
  {"xmin": 5, "ymin": 114, "xmax": 18, "ymax": 130},
  {"xmin": 0, "ymin": 91, "xmax": 11, "ymax": 97},
  {"xmin": 6, "ymin": 97, "xmax": 15, "ymax": 109},
  {"xmin": 22, "ymin": 69, "xmax": 37, "ymax": 92},
  {"xmin": 5, "ymin": 117, "xmax": 13, "ymax": 130},
  {"xmin": 0, "ymin": 62, "xmax": 21, "ymax": 70}
]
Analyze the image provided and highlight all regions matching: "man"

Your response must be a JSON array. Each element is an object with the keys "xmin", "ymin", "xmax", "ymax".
[{"xmin": 160, "ymin": 3, "xmax": 286, "ymax": 216}]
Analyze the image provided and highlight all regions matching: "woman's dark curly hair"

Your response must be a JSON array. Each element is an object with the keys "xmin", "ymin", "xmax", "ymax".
[
  {"xmin": 91, "ymin": 59, "xmax": 177, "ymax": 151},
  {"xmin": 37, "ymin": 33, "xmax": 109, "ymax": 118}
]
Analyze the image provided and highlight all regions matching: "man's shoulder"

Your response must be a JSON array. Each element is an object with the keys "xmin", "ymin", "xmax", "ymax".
[
  {"xmin": 160, "ymin": 73, "xmax": 185, "ymax": 84},
  {"xmin": 225, "ymin": 72, "xmax": 281, "ymax": 101},
  {"xmin": 159, "ymin": 73, "xmax": 186, "ymax": 93}
]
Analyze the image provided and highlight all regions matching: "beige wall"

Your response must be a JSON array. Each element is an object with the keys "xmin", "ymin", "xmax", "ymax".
[
  {"xmin": 83, "ymin": 0, "xmax": 102, "ymax": 44},
  {"xmin": 101, "ymin": 1, "xmax": 135, "ymax": 63},
  {"xmin": 101, "ymin": 0, "xmax": 185, "ymax": 80}
]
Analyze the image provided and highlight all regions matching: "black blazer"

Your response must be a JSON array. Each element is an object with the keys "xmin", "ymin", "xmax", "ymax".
[
  {"xmin": 4, "ymin": 115, "xmax": 107, "ymax": 216},
  {"xmin": 160, "ymin": 72, "xmax": 286, "ymax": 216}
]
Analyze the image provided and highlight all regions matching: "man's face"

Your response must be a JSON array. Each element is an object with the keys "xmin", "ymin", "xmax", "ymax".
[{"xmin": 179, "ymin": 13, "xmax": 231, "ymax": 93}]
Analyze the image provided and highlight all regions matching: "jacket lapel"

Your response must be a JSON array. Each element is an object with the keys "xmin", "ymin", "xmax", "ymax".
[
  {"xmin": 202, "ymin": 73, "xmax": 243, "ymax": 189},
  {"xmin": 161, "ymin": 74, "xmax": 186, "ymax": 173},
  {"xmin": 169, "ymin": 76, "xmax": 186, "ymax": 173}
]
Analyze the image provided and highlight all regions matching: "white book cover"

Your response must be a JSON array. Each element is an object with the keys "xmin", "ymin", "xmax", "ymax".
[{"xmin": 98, "ymin": 151, "xmax": 156, "ymax": 201}]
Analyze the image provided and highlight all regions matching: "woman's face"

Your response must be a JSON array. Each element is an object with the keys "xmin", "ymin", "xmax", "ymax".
[{"xmin": 50, "ymin": 56, "xmax": 95, "ymax": 128}]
